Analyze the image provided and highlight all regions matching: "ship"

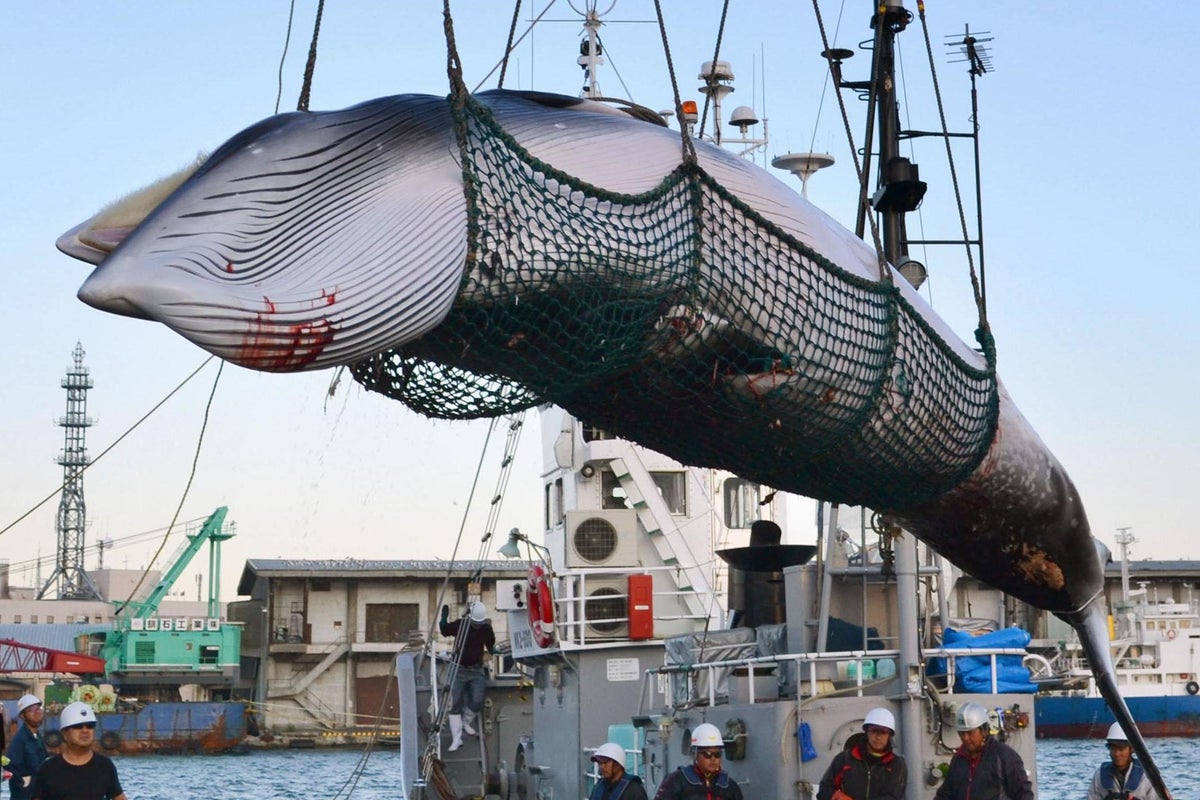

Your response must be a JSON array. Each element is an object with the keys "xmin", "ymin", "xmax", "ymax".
[
  {"xmin": 390, "ymin": 3, "xmax": 1049, "ymax": 799},
  {"xmin": 0, "ymin": 509, "xmax": 249, "ymax": 755},
  {"xmin": 2, "ymin": 695, "xmax": 249, "ymax": 756},
  {"xmin": 1034, "ymin": 542, "xmax": 1200, "ymax": 738}
]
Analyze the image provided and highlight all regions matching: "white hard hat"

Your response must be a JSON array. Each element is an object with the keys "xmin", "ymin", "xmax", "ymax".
[
  {"xmin": 955, "ymin": 702, "xmax": 989, "ymax": 732},
  {"xmin": 690, "ymin": 722, "xmax": 724, "ymax": 748},
  {"xmin": 1106, "ymin": 722, "xmax": 1129, "ymax": 744},
  {"xmin": 469, "ymin": 601, "xmax": 487, "ymax": 623},
  {"xmin": 17, "ymin": 694, "xmax": 42, "ymax": 714},
  {"xmin": 60, "ymin": 701, "xmax": 97, "ymax": 730},
  {"xmin": 591, "ymin": 742, "xmax": 626, "ymax": 768},
  {"xmin": 863, "ymin": 707, "xmax": 895, "ymax": 733}
]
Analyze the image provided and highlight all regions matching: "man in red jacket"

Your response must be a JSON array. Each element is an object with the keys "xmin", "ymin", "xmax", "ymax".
[{"xmin": 817, "ymin": 707, "xmax": 907, "ymax": 800}]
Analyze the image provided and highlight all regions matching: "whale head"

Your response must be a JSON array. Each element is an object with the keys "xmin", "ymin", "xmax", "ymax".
[{"xmin": 66, "ymin": 95, "xmax": 467, "ymax": 371}]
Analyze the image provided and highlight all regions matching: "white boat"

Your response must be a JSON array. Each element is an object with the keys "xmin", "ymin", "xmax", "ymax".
[{"xmin": 1035, "ymin": 545, "xmax": 1200, "ymax": 737}]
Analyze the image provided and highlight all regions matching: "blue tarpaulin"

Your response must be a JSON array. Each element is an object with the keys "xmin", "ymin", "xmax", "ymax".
[{"xmin": 929, "ymin": 627, "xmax": 1037, "ymax": 694}]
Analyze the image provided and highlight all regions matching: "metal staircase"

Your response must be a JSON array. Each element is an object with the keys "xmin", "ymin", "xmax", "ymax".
[{"xmin": 607, "ymin": 456, "xmax": 713, "ymax": 622}]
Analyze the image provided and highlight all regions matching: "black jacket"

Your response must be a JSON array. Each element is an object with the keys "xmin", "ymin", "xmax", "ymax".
[
  {"xmin": 934, "ymin": 737, "xmax": 1034, "ymax": 800},
  {"xmin": 591, "ymin": 773, "xmax": 649, "ymax": 800},
  {"xmin": 817, "ymin": 734, "xmax": 907, "ymax": 800}
]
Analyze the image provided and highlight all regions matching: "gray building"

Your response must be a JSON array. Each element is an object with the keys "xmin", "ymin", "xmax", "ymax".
[{"xmin": 233, "ymin": 558, "xmax": 529, "ymax": 732}]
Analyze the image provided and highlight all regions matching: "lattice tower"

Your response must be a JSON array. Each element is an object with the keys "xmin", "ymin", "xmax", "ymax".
[{"xmin": 38, "ymin": 342, "xmax": 102, "ymax": 600}]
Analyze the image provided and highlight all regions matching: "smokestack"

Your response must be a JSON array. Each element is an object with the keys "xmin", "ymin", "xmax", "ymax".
[{"xmin": 717, "ymin": 521, "xmax": 815, "ymax": 628}]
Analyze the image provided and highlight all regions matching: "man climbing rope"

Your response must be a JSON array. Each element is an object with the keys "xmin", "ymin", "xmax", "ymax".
[{"xmin": 439, "ymin": 600, "xmax": 496, "ymax": 751}]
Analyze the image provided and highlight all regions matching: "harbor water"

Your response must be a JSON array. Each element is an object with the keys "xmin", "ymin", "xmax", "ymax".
[{"xmin": 99, "ymin": 739, "xmax": 1196, "ymax": 799}]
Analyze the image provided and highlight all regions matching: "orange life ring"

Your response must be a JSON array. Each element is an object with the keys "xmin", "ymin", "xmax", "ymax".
[{"xmin": 526, "ymin": 566, "xmax": 556, "ymax": 648}]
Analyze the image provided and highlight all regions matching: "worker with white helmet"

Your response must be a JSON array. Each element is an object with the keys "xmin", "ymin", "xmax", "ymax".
[
  {"xmin": 652, "ymin": 722, "xmax": 743, "ymax": 800},
  {"xmin": 1086, "ymin": 722, "xmax": 1162, "ymax": 800},
  {"xmin": 6, "ymin": 694, "xmax": 49, "ymax": 800},
  {"xmin": 439, "ymin": 599, "xmax": 496, "ymax": 751},
  {"xmin": 816, "ymin": 707, "xmax": 907, "ymax": 800},
  {"xmin": 934, "ymin": 702, "xmax": 1032, "ymax": 800},
  {"xmin": 31, "ymin": 701, "xmax": 127, "ymax": 800},
  {"xmin": 589, "ymin": 741, "xmax": 648, "ymax": 800}
]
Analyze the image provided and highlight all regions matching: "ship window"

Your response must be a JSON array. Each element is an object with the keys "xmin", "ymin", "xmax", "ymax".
[
  {"xmin": 200, "ymin": 645, "xmax": 220, "ymax": 665},
  {"xmin": 135, "ymin": 641, "xmax": 156, "ymax": 664},
  {"xmin": 13, "ymin": 615, "xmax": 20, "ymax": 624},
  {"xmin": 601, "ymin": 469, "xmax": 631, "ymax": 510},
  {"xmin": 651, "ymin": 471, "xmax": 687, "ymax": 515},
  {"xmin": 365, "ymin": 603, "xmax": 419, "ymax": 643},
  {"xmin": 311, "ymin": 579, "xmax": 331, "ymax": 592},
  {"xmin": 46, "ymin": 616, "xmax": 54, "ymax": 624},
  {"xmin": 723, "ymin": 478, "xmax": 761, "ymax": 529},
  {"xmin": 30, "ymin": 615, "xmax": 38, "ymax": 624},
  {"xmin": 545, "ymin": 478, "xmax": 565, "ymax": 529}
]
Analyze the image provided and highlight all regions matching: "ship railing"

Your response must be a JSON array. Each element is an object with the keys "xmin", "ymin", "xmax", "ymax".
[
  {"xmin": 640, "ymin": 645, "xmax": 1031, "ymax": 710},
  {"xmin": 551, "ymin": 566, "xmax": 713, "ymax": 647}
]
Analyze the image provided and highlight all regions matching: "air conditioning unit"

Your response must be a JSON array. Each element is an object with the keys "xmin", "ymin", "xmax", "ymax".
[
  {"xmin": 205, "ymin": 618, "xmax": 221, "ymax": 631},
  {"xmin": 157, "ymin": 618, "xmax": 171, "ymax": 631},
  {"xmin": 129, "ymin": 618, "xmax": 145, "ymax": 631},
  {"xmin": 581, "ymin": 578, "xmax": 629, "ymax": 639},
  {"xmin": 495, "ymin": 579, "xmax": 528, "ymax": 612},
  {"xmin": 565, "ymin": 509, "xmax": 639, "ymax": 568},
  {"xmin": 190, "ymin": 618, "xmax": 205, "ymax": 631}
]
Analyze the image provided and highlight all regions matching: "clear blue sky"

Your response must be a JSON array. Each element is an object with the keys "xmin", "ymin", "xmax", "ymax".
[{"xmin": 2, "ymin": 2, "xmax": 1196, "ymax": 600}]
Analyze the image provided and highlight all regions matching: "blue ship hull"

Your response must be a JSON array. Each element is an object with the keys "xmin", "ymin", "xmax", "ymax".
[
  {"xmin": 1036, "ymin": 694, "xmax": 1200, "ymax": 738},
  {"xmin": 3, "ymin": 700, "xmax": 248, "ymax": 754}
]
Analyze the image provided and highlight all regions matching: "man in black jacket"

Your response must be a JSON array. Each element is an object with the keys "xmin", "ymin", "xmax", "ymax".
[
  {"xmin": 935, "ymin": 702, "xmax": 1033, "ymax": 800},
  {"xmin": 439, "ymin": 600, "xmax": 496, "ymax": 751},
  {"xmin": 589, "ymin": 742, "xmax": 648, "ymax": 800},
  {"xmin": 817, "ymin": 707, "xmax": 907, "ymax": 800}
]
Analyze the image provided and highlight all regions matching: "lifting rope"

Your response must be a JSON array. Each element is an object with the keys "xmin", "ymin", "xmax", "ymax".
[
  {"xmin": 497, "ymin": 0, "xmax": 523, "ymax": 89},
  {"xmin": 296, "ymin": 0, "xmax": 326, "ymax": 112},
  {"xmin": 695, "ymin": 0, "xmax": 731, "ymax": 142}
]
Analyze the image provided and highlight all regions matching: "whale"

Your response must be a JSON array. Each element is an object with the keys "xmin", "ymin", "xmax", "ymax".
[{"xmin": 58, "ymin": 89, "xmax": 1170, "ymax": 797}]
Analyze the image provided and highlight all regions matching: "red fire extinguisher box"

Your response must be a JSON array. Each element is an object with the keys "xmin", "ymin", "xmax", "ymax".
[{"xmin": 628, "ymin": 574, "xmax": 654, "ymax": 640}]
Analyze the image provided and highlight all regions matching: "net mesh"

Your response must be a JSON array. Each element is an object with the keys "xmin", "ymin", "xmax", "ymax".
[{"xmin": 350, "ymin": 96, "xmax": 998, "ymax": 509}]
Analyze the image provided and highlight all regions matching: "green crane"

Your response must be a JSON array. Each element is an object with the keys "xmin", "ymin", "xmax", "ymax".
[{"xmin": 121, "ymin": 506, "xmax": 234, "ymax": 619}]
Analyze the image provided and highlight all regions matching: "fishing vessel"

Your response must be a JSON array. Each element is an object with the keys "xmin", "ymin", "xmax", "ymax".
[
  {"xmin": 41, "ymin": 0, "xmax": 1173, "ymax": 796},
  {"xmin": 391, "ymin": 3, "xmax": 1048, "ymax": 799}
]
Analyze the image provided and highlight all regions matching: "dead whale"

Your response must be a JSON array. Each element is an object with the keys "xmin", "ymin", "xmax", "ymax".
[{"xmin": 57, "ymin": 89, "xmax": 1170, "ymax": 797}]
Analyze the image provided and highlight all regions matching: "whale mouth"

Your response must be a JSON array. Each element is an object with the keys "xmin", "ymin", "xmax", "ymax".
[{"xmin": 78, "ymin": 266, "xmax": 166, "ymax": 321}]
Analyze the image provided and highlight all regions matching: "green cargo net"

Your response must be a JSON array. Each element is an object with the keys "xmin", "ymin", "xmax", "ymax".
[{"xmin": 350, "ymin": 96, "xmax": 998, "ymax": 509}]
